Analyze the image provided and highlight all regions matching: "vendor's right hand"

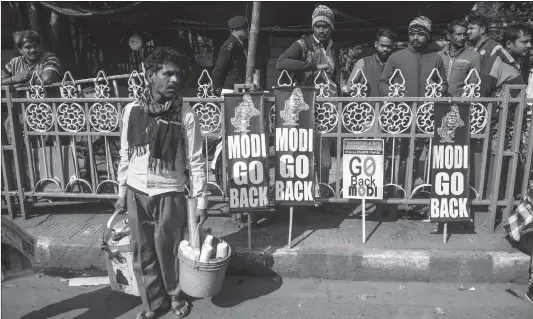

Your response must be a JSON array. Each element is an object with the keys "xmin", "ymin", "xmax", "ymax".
[
  {"xmin": 12, "ymin": 71, "xmax": 32, "ymax": 84},
  {"xmin": 114, "ymin": 196, "xmax": 127, "ymax": 213}
]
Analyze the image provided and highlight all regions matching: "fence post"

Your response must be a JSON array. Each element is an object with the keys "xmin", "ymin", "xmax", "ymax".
[
  {"xmin": 502, "ymin": 86, "xmax": 527, "ymax": 223},
  {"xmin": 4, "ymin": 87, "xmax": 29, "ymax": 219},
  {"xmin": 487, "ymin": 86, "xmax": 510, "ymax": 233}
]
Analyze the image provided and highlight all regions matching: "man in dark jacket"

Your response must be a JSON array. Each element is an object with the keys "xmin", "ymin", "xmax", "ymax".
[
  {"xmin": 438, "ymin": 20, "xmax": 481, "ymax": 97},
  {"xmin": 212, "ymin": 16, "xmax": 249, "ymax": 96},
  {"xmin": 379, "ymin": 16, "xmax": 449, "ymax": 97},
  {"xmin": 276, "ymin": 5, "xmax": 339, "ymax": 211},
  {"xmin": 348, "ymin": 29, "xmax": 395, "ymax": 97},
  {"xmin": 379, "ymin": 17, "xmax": 448, "ymax": 221}
]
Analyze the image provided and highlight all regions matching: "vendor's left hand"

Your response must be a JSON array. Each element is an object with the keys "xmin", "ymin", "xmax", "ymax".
[{"xmin": 195, "ymin": 208, "xmax": 208, "ymax": 226}]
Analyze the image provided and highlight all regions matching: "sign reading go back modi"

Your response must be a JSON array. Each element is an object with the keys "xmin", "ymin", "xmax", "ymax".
[
  {"xmin": 342, "ymin": 139, "xmax": 384, "ymax": 199},
  {"xmin": 430, "ymin": 102, "xmax": 471, "ymax": 222}
]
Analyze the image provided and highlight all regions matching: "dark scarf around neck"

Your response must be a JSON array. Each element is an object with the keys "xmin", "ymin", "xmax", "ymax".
[{"xmin": 127, "ymin": 88, "xmax": 183, "ymax": 172}]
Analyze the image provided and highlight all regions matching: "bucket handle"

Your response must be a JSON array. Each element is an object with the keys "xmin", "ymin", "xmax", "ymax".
[
  {"xmin": 192, "ymin": 223, "xmax": 201, "ymax": 269},
  {"xmin": 102, "ymin": 209, "xmax": 127, "ymax": 247}
]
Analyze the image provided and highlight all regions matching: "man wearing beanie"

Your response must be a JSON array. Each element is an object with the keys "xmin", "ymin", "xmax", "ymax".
[
  {"xmin": 212, "ymin": 15, "xmax": 249, "ymax": 96},
  {"xmin": 276, "ymin": 4, "xmax": 340, "ymax": 213},
  {"xmin": 378, "ymin": 16, "xmax": 448, "ymax": 97},
  {"xmin": 378, "ymin": 16, "xmax": 448, "ymax": 220}
]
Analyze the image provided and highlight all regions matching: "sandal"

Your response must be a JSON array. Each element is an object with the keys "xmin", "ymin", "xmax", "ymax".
[
  {"xmin": 135, "ymin": 310, "xmax": 163, "ymax": 319},
  {"xmin": 171, "ymin": 300, "xmax": 191, "ymax": 318}
]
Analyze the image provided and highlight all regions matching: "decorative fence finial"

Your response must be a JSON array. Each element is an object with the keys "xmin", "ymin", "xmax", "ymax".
[
  {"xmin": 94, "ymin": 70, "xmax": 110, "ymax": 98},
  {"xmin": 197, "ymin": 69, "xmax": 215, "ymax": 98},
  {"xmin": 60, "ymin": 71, "xmax": 78, "ymax": 98},
  {"xmin": 388, "ymin": 69, "xmax": 406, "ymax": 97},
  {"xmin": 349, "ymin": 69, "xmax": 368, "ymax": 98},
  {"xmin": 277, "ymin": 70, "xmax": 293, "ymax": 87},
  {"xmin": 425, "ymin": 68, "xmax": 443, "ymax": 98},
  {"xmin": 462, "ymin": 68, "xmax": 481, "ymax": 98},
  {"xmin": 128, "ymin": 70, "xmax": 144, "ymax": 98},
  {"xmin": 29, "ymin": 71, "xmax": 45, "ymax": 98},
  {"xmin": 314, "ymin": 70, "xmax": 331, "ymax": 98}
]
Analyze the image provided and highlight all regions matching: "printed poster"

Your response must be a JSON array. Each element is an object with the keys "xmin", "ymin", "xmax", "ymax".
[
  {"xmin": 430, "ymin": 102, "xmax": 471, "ymax": 222},
  {"xmin": 224, "ymin": 93, "xmax": 269, "ymax": 212},
  {"xmin": 274, "ymin": 86, "xmax": 315, "ymax": 206}
]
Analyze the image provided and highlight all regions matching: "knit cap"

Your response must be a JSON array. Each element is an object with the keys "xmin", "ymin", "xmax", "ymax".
[
  {"xmin": 409, "ymin": 16, "xmax": 432, "ymax": 38},
  {"xmin": 312, "ymin": 5, "xmax": 334, "ymax": 29}
]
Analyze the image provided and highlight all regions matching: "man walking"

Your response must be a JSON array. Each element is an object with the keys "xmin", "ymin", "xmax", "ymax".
[
  {"xmin": 438, "ymin": 20, "xmax": 481, "ymax": 97},
  {"xmin": 276, "ymin": 5, "xmax": 340, "ymax": 208},
  {"xmin": 116, "ymin": 47, "xmax": 208, "ymax": 319},
  {"xmin": 212, "ymin": 15, "xmax": 249, "ymax": 96},
  {"xmin": 348, "ymin": 29, "xmax": 395, "ymax": 97}
]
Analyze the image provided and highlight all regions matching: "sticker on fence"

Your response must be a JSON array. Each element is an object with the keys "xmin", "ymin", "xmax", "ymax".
[
  {"xmin": 274, "ymin": 87, "xmax": 315, "ymax": 205},
  {"xmin": 430, "ymin": 102, "xmax": 471, "ymax": 222},
  {"xmin": 224, "ymin": 93, "xmax": 269, "ymax": 212},
  {"xmin": 342, "ymin": 139, "xmax": 384, "ymax": 199}
]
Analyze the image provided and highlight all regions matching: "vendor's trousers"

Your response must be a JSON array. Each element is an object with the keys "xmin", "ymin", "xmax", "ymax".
[{"xmin": 127, "ymin": 188, "xmax": 187, "ymax": 312}]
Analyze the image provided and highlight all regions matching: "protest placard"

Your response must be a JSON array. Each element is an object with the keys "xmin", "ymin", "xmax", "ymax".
[
  {"xmin": 430, "ymin": 102, "xmax": 471, "ymax": 222},
  {"xmin": 342, "ymin": 139, "xmax": 384, "ymax": 199},
  {"xmin": 224, "ymin": 93, "xmax": 269, "ymax": 212},
  {"xmin": 274, "ymin": 87, "xmax": 315, "ymax": 206}
]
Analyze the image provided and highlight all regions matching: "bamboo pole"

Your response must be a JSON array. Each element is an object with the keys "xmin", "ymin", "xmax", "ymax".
[{"xmin": 245, "ymin": 1, "xmax": 261, "ymax": 85}]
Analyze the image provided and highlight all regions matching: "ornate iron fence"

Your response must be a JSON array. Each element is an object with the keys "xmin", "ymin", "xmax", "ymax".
[{"xmin": 1, "ymin": 68, "xmax": 532, "ymax": 234}]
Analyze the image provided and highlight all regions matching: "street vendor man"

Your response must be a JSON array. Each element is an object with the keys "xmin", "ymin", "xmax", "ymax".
[
  {"xmin": 212, "ymin": 15, "xmax": 249, "ymax": 96},
  {"xmin": 1, "ymin": 30, "xmax": 61, "ymax": 87},
  {"xmin": 115, "ymin": 47, "xmax": 209, "ymax": 319},
  {"xmin": 276, "ymin": 5, "xmax": 340, "ymax": 212}
]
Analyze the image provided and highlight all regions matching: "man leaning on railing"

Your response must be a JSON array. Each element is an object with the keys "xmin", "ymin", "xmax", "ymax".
[{"xmin": 1, "ymin": 30, "xmax": 61, "ymax": 87}]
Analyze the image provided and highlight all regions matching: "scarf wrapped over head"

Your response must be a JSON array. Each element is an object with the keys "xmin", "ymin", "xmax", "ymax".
[
  {"xmin": 312, "ymin": 5, "xmax": 334, "ymax": 30},
  {"xmin": 127, "ymin": 88, "xmax": 183, "ymax": 173},
  {"xmin": 409, "ymin": 16, "xmax": 432, "ymax": 38}
]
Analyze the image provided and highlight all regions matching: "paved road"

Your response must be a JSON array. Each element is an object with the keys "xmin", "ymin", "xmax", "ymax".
[{"xmin": 2, "ymin": 273, "xmax": 532, "ymax": 319}]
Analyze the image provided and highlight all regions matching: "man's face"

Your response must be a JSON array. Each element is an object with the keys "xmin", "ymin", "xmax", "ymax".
[
  {"xmin": 19, "ymin": 40, "xmax": 41, "ymax": 63},
  {"xmin": 507, "ymin": 31, "xmax": 532, "ymax": 58},
  {"xmin": 313, "ymin": 22, "xmax": 332, "ymax": 42},
  {"xmin": 236, "ymin": 28, "xmax": 249, "ymax": 41},
  {"xmin": 149, "ymin": 62, "xmax": 183, "ymax": 99},
  {"xmin": 408, "ymin": 31, "xmax": 429, "ymax": 51},
  {"xmin": 375, "ymin": 36, "xmax": 394, "ymax": 60},
  {"xmin": 467, "ymin": 24, "xmax": 484, "ymax": 42},
  {"xmin": 450, "ymin": 25, "xmax": 467, "ymax": 49}
]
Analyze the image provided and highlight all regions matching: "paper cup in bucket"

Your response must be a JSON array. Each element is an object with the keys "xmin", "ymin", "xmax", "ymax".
[{"xmin": 178, "ymin": 240, "xmax": 231, "ymax": 298}]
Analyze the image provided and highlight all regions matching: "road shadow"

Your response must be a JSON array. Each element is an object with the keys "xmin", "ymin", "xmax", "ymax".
[
  {"xmin": 210, "ymin": 276, "xmax": 283, "ymax": 308},
  {"xmin": 20, "ymin": 287, "xmax": 140, "ymax": 319}
]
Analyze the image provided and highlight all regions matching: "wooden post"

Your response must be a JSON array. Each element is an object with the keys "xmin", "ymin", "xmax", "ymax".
[{"xmin": 245, "ymin": 1, "xmax": 261, "ymax": 85}]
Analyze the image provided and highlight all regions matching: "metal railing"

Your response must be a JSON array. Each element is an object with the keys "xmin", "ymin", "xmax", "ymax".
[{"xmin": 1, "ymin": 68, "xmax": 532, "ymax": 234}]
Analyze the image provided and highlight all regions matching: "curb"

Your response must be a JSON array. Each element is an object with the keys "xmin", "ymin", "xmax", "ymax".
[{"xmin": 34, "ymin": 236, "xmax": 531, "ymax": 284}]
